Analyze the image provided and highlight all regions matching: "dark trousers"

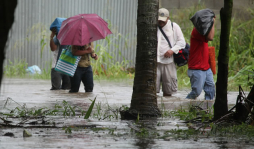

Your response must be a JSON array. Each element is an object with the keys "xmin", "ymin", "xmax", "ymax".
[
  {"xmin": 51, "ymin": 68, "xmax": 71, "ymax": 90},
  {"xmin": 70, "ymin": 66, "xmax": 94, "ymax": 92}
]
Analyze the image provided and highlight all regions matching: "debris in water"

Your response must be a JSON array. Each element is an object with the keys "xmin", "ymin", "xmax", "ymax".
[
  {"xmin": 23, "ymin": 130, "xmax": 32, "ymax": 137},
  {"xmin": 3, "ymin": 132, "xmax": 14, "ymax": 137}
]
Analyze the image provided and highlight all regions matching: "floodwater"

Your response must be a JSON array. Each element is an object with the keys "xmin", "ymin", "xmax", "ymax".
[{"xmin": 0, "ymin": 78, "xmax": 252, "ymax": 149}]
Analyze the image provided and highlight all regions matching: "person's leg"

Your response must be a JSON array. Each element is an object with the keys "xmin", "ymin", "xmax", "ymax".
[
  {"xmin": 69, "ymin": 67, "xmax": 82, "ymax": 93},
  {"xmin": 81, "ymin": 66, "xmax": 94, "ymax": 92},
  {"xmin": 186, "ymin": 69, "xmax": 205, "ymax": 99},
  {"xmin": 51, "ymin": 68, "xmax": 61, "ymax": 90},
  {"xmin": 161, "ymin": 63, "xmax": 177, "ymax": 96},
  {"xmin": 61, "ymin": 74, "xmax": 71, "ymax": 90},
  {"xmin": 203, "ymin": 69, "xmax": 215, "ymax": 100},
  {"xmin": 156, "ymin": 63, "xmax": 162, "ymax": 93}
]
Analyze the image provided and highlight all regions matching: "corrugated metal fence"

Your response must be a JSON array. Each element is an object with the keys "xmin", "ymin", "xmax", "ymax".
[{"xmin": 5, "ymin": 0, "xmax": 137, "ymax": 70}]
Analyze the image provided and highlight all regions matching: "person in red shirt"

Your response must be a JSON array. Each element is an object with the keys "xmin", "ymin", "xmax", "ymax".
[{"xmin": 186, "ymin": 17, "xmax": 216, "ymax": 100}]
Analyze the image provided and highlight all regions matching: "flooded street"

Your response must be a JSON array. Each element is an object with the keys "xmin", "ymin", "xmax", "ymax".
[{"xmin": 0, "ymin": 78, "xmax": 253, "ymax": 149}]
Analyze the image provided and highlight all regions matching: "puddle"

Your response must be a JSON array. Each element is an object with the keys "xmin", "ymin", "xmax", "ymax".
[{"xmin": 0, "ymin": 78, "xmax": 252, "ymax": 149}]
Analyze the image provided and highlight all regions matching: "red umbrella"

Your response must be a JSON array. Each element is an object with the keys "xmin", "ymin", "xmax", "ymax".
[{"xmin": 57, "ymin": 14, "xmax": 112, "ymax": 46}]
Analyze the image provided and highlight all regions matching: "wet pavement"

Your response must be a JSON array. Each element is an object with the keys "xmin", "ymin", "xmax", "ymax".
[
  {"xmin": 0, "ymin": 78, "xmax": 240, "ymax": 110},
  {"xmin": 0, "ymin": 78, "xmax": 251, "ymax": 149}
]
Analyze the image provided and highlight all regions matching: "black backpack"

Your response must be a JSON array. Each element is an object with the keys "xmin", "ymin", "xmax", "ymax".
[
  {"xmin": 173, "ymin": 43, "xmax": 190, "ymax": 66},
  {"xmin": 158, "ymin": 22, "xmax": 190, "ymax": 67}
]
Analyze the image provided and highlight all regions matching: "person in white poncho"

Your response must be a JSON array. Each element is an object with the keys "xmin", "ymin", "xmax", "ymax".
[{"xmin": 157, "ymin": 8, "xmax": 186, "ymax": 96}]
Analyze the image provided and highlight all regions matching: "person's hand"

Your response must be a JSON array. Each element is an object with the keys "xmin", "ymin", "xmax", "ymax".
[
  {"xmin": 50, "ymin": 32, "xmax": 55, "ymax": 39},
  {"xmin": 86, "ymin": 47, "xmax": 93, "ymax": 53},
  {"xmin": 164, "ymin": 49, "xmax": 174, "ymax": 58},
  {"xmin": 91, "ymin": 54, "xmax": 98, "ymax": 60},
  {"xmin": 50, "ymin": 28, "xmax": 57, "ymax": 39}
]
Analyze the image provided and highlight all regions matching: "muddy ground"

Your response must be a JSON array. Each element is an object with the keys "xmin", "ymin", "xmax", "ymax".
[{"xmin": 0, "ymin": 78, "xmax": 252, "ymax": 149}]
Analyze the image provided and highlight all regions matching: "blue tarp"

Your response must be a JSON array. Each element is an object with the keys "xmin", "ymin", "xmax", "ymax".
[{"xmin": 50, "ymin": 17, "xmax": 66, "ymax": 33}]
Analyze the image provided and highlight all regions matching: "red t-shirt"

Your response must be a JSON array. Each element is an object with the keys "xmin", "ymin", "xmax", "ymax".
[{"xmin": 188, "ymin": 28, "xmax": 210, "ymax": 70}]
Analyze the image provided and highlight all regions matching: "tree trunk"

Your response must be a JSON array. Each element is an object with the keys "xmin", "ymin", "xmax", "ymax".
[
  {"xmin": 120, "ymin": 0, "xmax": 161, "ymax": 119},
  {"xmin": 214, "ymin": 0, "xmax": 233, "ymax": 120},
  {"xmin": 0, "ymin": 0, "xmax": 17, "ymax": 88}
]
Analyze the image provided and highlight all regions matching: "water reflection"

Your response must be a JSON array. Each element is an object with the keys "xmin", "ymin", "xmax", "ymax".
[
  {"xmin": 133, "ymin": 118, "xmax": 158, "ymax": 149},
  {"xmin": 135, "ymin": 138, "xmax": 156, "ymax": 149}
]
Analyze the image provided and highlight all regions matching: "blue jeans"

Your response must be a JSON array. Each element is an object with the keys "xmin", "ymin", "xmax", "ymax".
[
  {"xmin": 186, "ymin": 69, "xmax": 215, "ymax": 100},
  {"xmin": 70, "ymin": 66, "xmax": 94, "ymax": 92}
]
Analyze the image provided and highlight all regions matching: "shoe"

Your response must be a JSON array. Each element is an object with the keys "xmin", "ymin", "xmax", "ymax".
[
  {"xmin": 50, "ymin": 87, "xmax": 60, "ymax": 90},
  {"xmin": 69, "ymin": 90, "xmax": 78, "ymax": 93},
  {"xmin": 185, "ymin": 97, "xmax": 196, "ymax": 100},
  {"xmin": 85, "ymin": 89, "xmax": 93, "ymax": 92},
  {"xmin": 163, "ymin": 93, "xmax": 172, "ymax": 96}
]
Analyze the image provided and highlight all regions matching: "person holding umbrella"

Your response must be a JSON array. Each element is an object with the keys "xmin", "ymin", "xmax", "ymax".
[
  {"xmin": 49, "ymin": 17, "xmax": 71, "ymax": 90},
  {"xmin": 57, "ymin": 14, "xmax": 112, "ymax": 93},
  {"xmin": 69, "ymin": 43, "xmax": 98, "ymax": 93}
]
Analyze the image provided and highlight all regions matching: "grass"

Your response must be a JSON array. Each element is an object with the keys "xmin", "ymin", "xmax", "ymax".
[
  {"xmin": 92, "ymin": 33, "xmax": 135, "ymax": 80},
  {"xmin": 1, "ymin": 97, "xmax": 96, "ymax": 119},
  {"xmin": 4, "ymin": 59, "xmax": 28, "ymax": 78}
]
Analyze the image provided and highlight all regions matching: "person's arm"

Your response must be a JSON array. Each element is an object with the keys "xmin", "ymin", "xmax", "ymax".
[
  {"xmin": 50, "ymin": 30, "xmax": 57, "ymax": 51},
  {"xmin": 206, "ymin": 18, "xmax": 215, "ymax": 41},
  {"xmin": 164, "ymin": 23, "xmax": 186, "ymax": 58},
  {"xmin": 171, "ymin": 23, "xmax": 186, "ymax": 53},
  {"xmin": 71, "ymin": 45, "xmax": 93, "ymax": 56},
  {"xmin": 90, "ymin": 42, "xmax": 98, "ymax": 60}
]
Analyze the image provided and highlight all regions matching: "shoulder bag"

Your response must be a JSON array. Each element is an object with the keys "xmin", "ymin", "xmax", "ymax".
[
  {"xmin": 55, "ymin": 46, "xmax": 81, "ymax": 77},
  {"xmin": 158, "ymin": 23, "xmax": 190, "ymax": 67}
]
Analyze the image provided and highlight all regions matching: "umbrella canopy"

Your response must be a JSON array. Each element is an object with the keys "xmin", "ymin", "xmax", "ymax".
[
  {"xmin": 50, "ymin": 17, "xmax": 66, "ymax": 33},
  {"xmin": 57, "ymin": 14, "xmax": 112, "ymax": 46}
]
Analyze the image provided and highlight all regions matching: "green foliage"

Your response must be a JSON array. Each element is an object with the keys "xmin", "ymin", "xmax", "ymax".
[
  {"xmin": 1, "ymin": 98, "xmax": 97, "ymax": 118},
  {"xmin": 4, "ymin": 59, "xmax": 51, "ymax": 79},
  {"xmin": 91, "ymin": 33, "xmax": 135, "ymax": 80},
  {"xmin": 84, "ymin": 98, "xmax": 96, "ymax": 119},
  {"xmin": 176, "ymin": 65, "xmax": 190, "ymax": 89},
  {"xmin": 40, "ymin": 35, "xmax": 47, "ymax": 58},
  {"xmin": 63, "ymin": 126, "xmax": 72, "ymax": 134},
  {"xmin": 163, "ymin": 126, "xmax": 200, "ymax": 140},
  {"xmin": 225, "ymin": 8, "xmax": 254, "ymax": 90},
  {"xmin": 136, "ymin": 127, "xmax": 150, "ymax": 138},
  {"xmin": 228, "ymin": 65, "xmax": 254, "ymax": 90},
  {"xmin": 32, "ymin": 62, "xmax": 51, "ymax": 80},
  {"xmin": 164, "ymin": 104, "xmax": 213, "ymax": 122},
  {"xmin": 92, "ymin": 102, "xmax": 120, "ymax": 121},
  {"xmin": 4, "ymin": 59, "xmax": 28, "ymax": 77},
  {"xmin": 210, "ymin": 123, "xmax": 254, "ymax": 139}
]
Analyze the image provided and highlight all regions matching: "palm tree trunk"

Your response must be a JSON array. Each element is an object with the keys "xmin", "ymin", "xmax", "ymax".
[
  {"xmin": 214, "ymin": 0, "xmax": 233, "ymax": 120},
  {"xmin": 120, "ymin": 0, "xmax": 161, "ymax": 119},
  {"xmin": 0, "ymin": 0, "xmax": 17, "ymax": 88}
]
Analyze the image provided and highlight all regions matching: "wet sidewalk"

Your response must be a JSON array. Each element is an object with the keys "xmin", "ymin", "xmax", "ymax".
[{"xmin": 0, "ymin": 78, "xmax": 239, "ymax": 110}]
